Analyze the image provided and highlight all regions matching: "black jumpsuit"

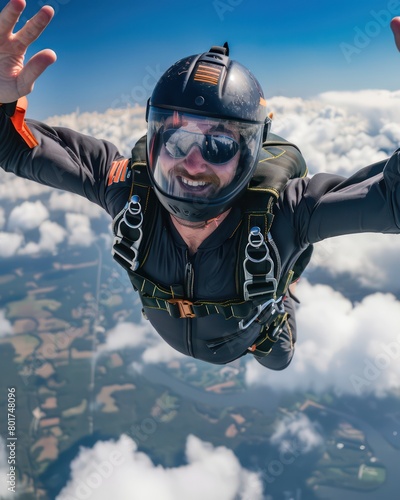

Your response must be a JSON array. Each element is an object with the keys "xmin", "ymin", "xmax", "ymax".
[{"xmin": 1, "ymin": 104, "xmax": 400, "ymax": 369}]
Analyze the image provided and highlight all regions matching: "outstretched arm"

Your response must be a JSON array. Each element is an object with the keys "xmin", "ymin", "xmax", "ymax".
[{"xmin": 0, "ymin": 0, "xmax": 56, "ymax": 103}]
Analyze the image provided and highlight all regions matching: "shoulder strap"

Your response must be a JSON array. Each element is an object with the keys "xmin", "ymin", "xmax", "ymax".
[
  {"xmin": 236, "ymin": 133, "xmax": 308, "ymax": 303},
  {"xmin": 250, "ymin": 132, "xmax": 308, "ymax": 195},
  {"xmin": 112, "ymin": 135, "xmax": 157, "ymax": 272}
]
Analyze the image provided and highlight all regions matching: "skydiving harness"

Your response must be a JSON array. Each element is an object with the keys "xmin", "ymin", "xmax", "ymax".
[{"xmin": 111, "ymin": 133, "xmax": 310, "ymax": 356}]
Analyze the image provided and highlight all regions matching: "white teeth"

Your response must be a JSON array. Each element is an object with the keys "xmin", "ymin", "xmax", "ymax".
[{"xmin": 181, "ymin": 177, "xmax": 207, "ymax": 187}]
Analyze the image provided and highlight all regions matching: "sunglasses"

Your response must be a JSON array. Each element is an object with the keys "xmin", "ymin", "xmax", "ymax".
[{"xmin": 162, "ymin": 128, "xmax": 240, "ymax": 165}]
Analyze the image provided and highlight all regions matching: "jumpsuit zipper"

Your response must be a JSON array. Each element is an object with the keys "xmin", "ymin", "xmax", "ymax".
[{"xmin": 184, "ymin": 255, "xmax": 195, "ymax": 357}]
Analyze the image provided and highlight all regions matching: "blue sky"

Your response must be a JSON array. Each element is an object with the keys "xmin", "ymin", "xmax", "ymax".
[{"xmin": 14, "ymin": 0, "xmax": 400, "ymax": 119}]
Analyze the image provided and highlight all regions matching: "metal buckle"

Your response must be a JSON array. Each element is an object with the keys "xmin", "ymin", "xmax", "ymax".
[
  {"xmin": 167, "ymin": 299, "xmax": 196, "ymax": 318},
  {"xmin": 242, "ymin": 226, "xmax": 277, "ymax": 301},
  {"xmin": 239, "ymin": 298, "xmax": 274, "ymax": 330},
  {"xmin": 239, "ymin": 297, "xmax": 284, "ymax": 331},
  {"xmin": 243, "ymin": 278, "xmax": 277, "ymax": 301},
  {"xmin": 112, "ymin": 195, "xmax": 143, "ymax": 271},
  {"xmin": 112, "ymin": 245, "xmax": 139, "ymax": 272}
]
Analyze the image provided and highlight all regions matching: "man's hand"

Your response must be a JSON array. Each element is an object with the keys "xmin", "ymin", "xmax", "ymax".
[
  {"xmin": 0, "ymin": 0, "xmax": 56, "ymax": 104},
  {"xmin": 391, "ymin": 17, "xmax": 400, "ymax": 52}
]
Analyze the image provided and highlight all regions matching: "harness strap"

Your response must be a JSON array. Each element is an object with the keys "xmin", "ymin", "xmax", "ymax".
[
  {"xmin": 238, "ymin": 188, "xmax": 281, "ymax": 303},
  {"xmin": 112, "ymin": 136, "xmax": 158, "ymax": 272},
  {"xmin": 111, "ymin": 134, "xmax": 310, "ymax": 323},
  {"xmin": 249, "ymin": 311, "xmax": 288, "ymax": 357},
  {"xmin": 128, "ymin": 271, "xmax": 263, "ymax": 320}
]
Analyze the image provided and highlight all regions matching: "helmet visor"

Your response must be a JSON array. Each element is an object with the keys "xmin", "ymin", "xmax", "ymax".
[
  {"xmin": 162, "ymin": 128, "xmax": 240, "ymax": 165},
  {"xmin": 147, "ymin": 107, "xmax": 263, "ymax": 206}
]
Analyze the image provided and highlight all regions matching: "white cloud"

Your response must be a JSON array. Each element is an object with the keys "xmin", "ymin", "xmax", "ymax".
[
  {"xmin": 38, "ymin": 220, "xmax": 68, "ymax": 253},
  {"xmin": 45, "ymin": 106, "xmax": 147, "ymax": 158},
  {"xmin": 65, "ymin": 213, "xmax": 95, "ymax": 247},
  {"xmin": 56, "ymin": 434, "xmax": 263, "ymax": 500},
  {"xmin": 48, "ymin": 191, "xmax": 105, "ymax": 219},
  {"xmin": 141, "ymin": 341, "xmax": 186, "ymax": 365},
  {"xmin": 101, "ymin": 321, "xmax": 152, "ymax": 352},
  {"xmin": 318, "ymin": 89, "xmax": 400, "ymax": 136},
  {"xmin": 8, "ymin": 200, "xmax": 49, "ymax": 231},
  {"xmin": 0, "ymin": 310, "xmax": 13, "ymax": 337},
  {"xmin": 100, "ymin": 321, "xmax": 185, "ymax": 365},
  {"xmin": 0, "ymin": 172, "xmax": 51, "ymax": 201},
  {"xmin": 0, "ymin": 232, "xmax": 23, "ymax": 258},
  {"xmin": 19, "ymin": 220, "xmax": 67, "ymax": 255},
  {"xmin": 310, "ymin": 233, "xmax": 400, "ymax": 292},
  {"xmin": 268, "ymin": 90, "xmax": 397, "ymax": 177},
  {"xmin": 270, "ymin": 412, "xmax": 323, "ymax": 455},
  {"xmin": 246, "ymin": 280, "xmax": 400, "ymax": 397}
]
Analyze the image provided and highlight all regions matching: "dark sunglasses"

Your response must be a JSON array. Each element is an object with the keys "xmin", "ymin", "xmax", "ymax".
[{"xmin": 162, "ymin": 128, "xmax": 240, "ymax": 165}]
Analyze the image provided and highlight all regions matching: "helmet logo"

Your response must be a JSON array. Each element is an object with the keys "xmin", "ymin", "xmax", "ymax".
[{"xmin": 193, "ymin": 63, "xmax": 221, "ymax": 85}]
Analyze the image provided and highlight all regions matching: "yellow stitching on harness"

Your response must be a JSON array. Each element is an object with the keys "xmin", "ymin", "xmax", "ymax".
[
  {"xmin": 129, "ymin": 161, "xmax": 147, "ymax": 198},
  {"xmin": 258, "ymin": 147, "xmax": 285, "ymax": 162}
]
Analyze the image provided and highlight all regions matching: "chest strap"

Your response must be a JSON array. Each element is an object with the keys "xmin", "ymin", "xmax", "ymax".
[{"xmin": 128, "ymin": 271, "xmax": 281, "ymax": 321}]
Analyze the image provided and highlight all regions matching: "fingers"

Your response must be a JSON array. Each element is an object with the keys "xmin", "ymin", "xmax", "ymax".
[
  {"xmin": 0, "ymin": 0, "xmax": 26, "ymax": 38},
  {"xmin": 17, "ymin": 48, "xmax": 56, "ymax": 96},
  {"xmin": 13, "ymin": 5, "xmax": 54, "ymax": 51},
  {"xmin": 390, "ymin": 17, "xmax": 400, "ymax": 51}
]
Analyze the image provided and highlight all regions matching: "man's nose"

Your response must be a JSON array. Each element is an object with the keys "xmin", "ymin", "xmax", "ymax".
[{"xmin": 183, "ymin": 146, "xmax": 208, "ymax": 174}]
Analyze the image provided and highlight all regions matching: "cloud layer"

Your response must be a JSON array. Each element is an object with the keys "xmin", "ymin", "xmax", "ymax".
[
  {"xmin": 246, "ymin": 280, "xmax": 400, "ymax": 397},
  {"xmin": 56, "ymin": 434, "xmax": 263, "ymax": 500}
]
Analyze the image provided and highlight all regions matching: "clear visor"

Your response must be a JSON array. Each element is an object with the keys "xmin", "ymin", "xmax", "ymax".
[{"xmin": 147, "ymin": 108, "xmax": 263, "ymax": 204}]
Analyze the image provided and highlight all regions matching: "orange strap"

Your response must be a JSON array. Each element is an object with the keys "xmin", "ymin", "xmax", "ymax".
[{"xmin": 9, "ymin": 97, "xmax": 38, "ymax": 149}]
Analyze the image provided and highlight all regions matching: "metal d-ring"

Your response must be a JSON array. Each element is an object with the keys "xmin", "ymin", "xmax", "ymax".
[
  {"xmin": 245, "ymin": 227, "xmax": 269, "ymax": 263},
  {"xmin": 248, "ymin": 226, "xmax": 264, "ymax": 247},
  {"xmin": 123, "ymin": 196, "xmax": 143, "ymax": 229}
]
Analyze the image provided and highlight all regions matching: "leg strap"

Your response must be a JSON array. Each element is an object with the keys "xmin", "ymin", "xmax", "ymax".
[{"xmin": 248, "ymin": 311, "xmax": 288, "ymax": 357}]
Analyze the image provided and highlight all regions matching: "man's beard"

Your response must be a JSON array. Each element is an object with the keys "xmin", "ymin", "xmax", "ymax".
[
  {"xmin": 166, "ymin": 164, "xmax": 221, "ymax": 198},
  {"xmin": 164, "ymin": 164, "xmax": 228, "ymax": 228}
]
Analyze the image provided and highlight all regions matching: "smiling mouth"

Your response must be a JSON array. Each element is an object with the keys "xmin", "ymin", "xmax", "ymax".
[{"xmin": 178, "ymin": 176, "xmax": 213, "ymax": 192}]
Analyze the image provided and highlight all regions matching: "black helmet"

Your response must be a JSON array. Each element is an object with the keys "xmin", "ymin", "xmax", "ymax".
[{"xmin": 146, "ymin": 43, "xmax": 270, "ymax": 222}]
